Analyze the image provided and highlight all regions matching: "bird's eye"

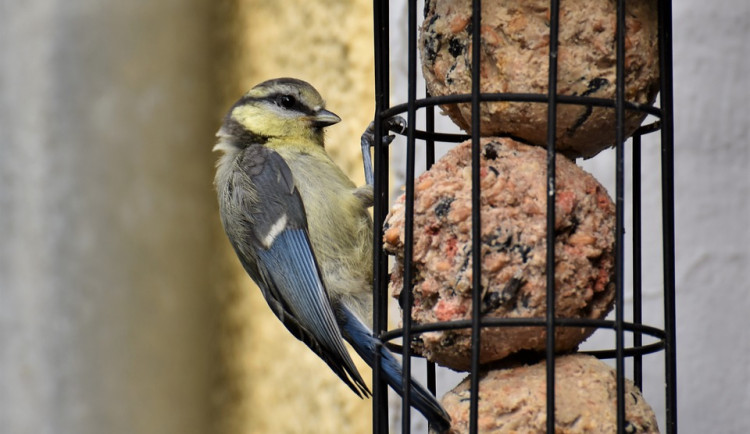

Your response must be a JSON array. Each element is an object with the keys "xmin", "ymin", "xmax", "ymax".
[{"xmin": 278, "ymin": 95, "xmax": 296, "ymax": 109}]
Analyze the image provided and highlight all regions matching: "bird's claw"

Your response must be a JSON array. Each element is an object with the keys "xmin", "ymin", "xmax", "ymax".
[
  {"xmin": 361, "ymin": 117, "xmax": 408, "ymax": 186},
  {"xmin": 386, "ymin": 116, "xmax": 407, "ymax": 136},
  {"xmin": 361, "ymin": 116, "xmax": 407, "ymax": 148}
]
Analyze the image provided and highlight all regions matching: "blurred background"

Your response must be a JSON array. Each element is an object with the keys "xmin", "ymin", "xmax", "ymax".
[{"xmin": 0, "ymin": 0, "xmax": 747, "ymax": 433}]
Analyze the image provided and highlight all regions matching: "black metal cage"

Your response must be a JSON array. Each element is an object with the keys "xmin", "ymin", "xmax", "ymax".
[{"xmin": 369, "ymin": 0, "xmax": 677, "ymax": 433}]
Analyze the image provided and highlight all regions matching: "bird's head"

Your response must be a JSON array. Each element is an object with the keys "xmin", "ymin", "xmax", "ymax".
[{"xmin": 215, "ymin": 78, "xmax": 340, "ymax": 151}]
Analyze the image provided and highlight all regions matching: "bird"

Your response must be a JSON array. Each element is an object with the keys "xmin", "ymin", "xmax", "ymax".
[{"xmin": 213, "ymin": 77, "xmax": 451, "ymax": 432}]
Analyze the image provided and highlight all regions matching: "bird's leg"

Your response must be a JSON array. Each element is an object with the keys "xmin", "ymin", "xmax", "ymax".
[{"xmin": 360, "ymin": 116, "xmax": 407, "ymax": 187}]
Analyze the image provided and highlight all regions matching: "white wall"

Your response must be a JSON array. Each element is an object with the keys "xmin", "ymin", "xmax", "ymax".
[{"xmin": 669, "ymin": 2, "xmax": 750, "ymax": 432}]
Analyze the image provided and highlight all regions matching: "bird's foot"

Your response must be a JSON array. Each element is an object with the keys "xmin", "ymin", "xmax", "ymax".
[{"xmin": 361, "ymin": 116, "xmax": 407, "ymax": 186}]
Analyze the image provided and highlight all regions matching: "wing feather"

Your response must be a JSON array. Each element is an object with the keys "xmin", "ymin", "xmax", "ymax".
[{"xmin": 222, "ymin": 144, "xmax": 369, "ymax": 397}]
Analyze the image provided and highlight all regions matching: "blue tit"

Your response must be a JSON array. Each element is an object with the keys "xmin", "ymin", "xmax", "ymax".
[{"xmin": 213, "ymin": 77, "xmax": 451, "ymax": 432}]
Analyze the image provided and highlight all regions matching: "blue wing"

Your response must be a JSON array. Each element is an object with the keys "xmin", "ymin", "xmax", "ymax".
[
  {"xmin": 221, "ymin": 145, "xmax": 369, "ymax": 397},
  {"xmin": 256, "ymin": 228, "xmax": 369, "ymax": 397}
]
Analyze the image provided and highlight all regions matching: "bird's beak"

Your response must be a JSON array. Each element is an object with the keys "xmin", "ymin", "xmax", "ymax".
[{"xmin": 311, "ymin": 109, "xmax": 341, "ymax": 128}]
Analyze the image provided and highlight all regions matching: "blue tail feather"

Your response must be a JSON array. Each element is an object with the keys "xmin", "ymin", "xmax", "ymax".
[{"xmin": 336, "ymin": 305, "xmax": 452, "ymax": 433}]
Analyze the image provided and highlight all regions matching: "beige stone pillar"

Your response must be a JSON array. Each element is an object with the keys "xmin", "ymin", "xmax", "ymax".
[{"xmin": 213, "ymin": 1, "xmax": 376, "ymax": 434}]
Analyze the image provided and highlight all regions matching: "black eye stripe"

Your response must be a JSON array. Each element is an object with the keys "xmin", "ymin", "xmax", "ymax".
[
  {"xmin": 232, "ymin": 92, "xmax": 316, "ymax": 115},
  {"xmin": 268, "ymin": 93, "xmax": 314, "ymax": 114}
]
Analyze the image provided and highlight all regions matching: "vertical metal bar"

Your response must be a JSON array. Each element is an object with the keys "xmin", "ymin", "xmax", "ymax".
[
  {"xmin": 632, "ymin": 134, "xmax": 643, "ymax": 390},
  {"xmin": 426, "ymin": 359, "xmax": 436, "ymax": 406},
  {"xmin": 468, "ymin": 0, "xmax": 483, "ymax": 432},
  {"xmin": 426, "ymin": 90, "xmax": 436, "ymax": 170},
  {"xmin": 657, "ymin": 0, "xmax": 678, "ymax": 432},
  {"xmin": 372, "ymin": 1, "xmax": 390, "ymax": 433},
  {"xmin": 545, "ymin": 0, "xmax": 560, "ymax": 432},
  {"xmin": 401, "ymin": 0, "xmax": 418, "ymax": 431},
  {"xmin": 425, "ymin": 90, "xmax": 438, "ymax": 402},
  {"xmin": 614, "ymin": 0, "xmax": 627, "ymax": 432}
]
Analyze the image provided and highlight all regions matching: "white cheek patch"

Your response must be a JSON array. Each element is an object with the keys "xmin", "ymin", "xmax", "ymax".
[{"xmin": 263, "ymin": 213, "xmax": 288, "ymax": 249}]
